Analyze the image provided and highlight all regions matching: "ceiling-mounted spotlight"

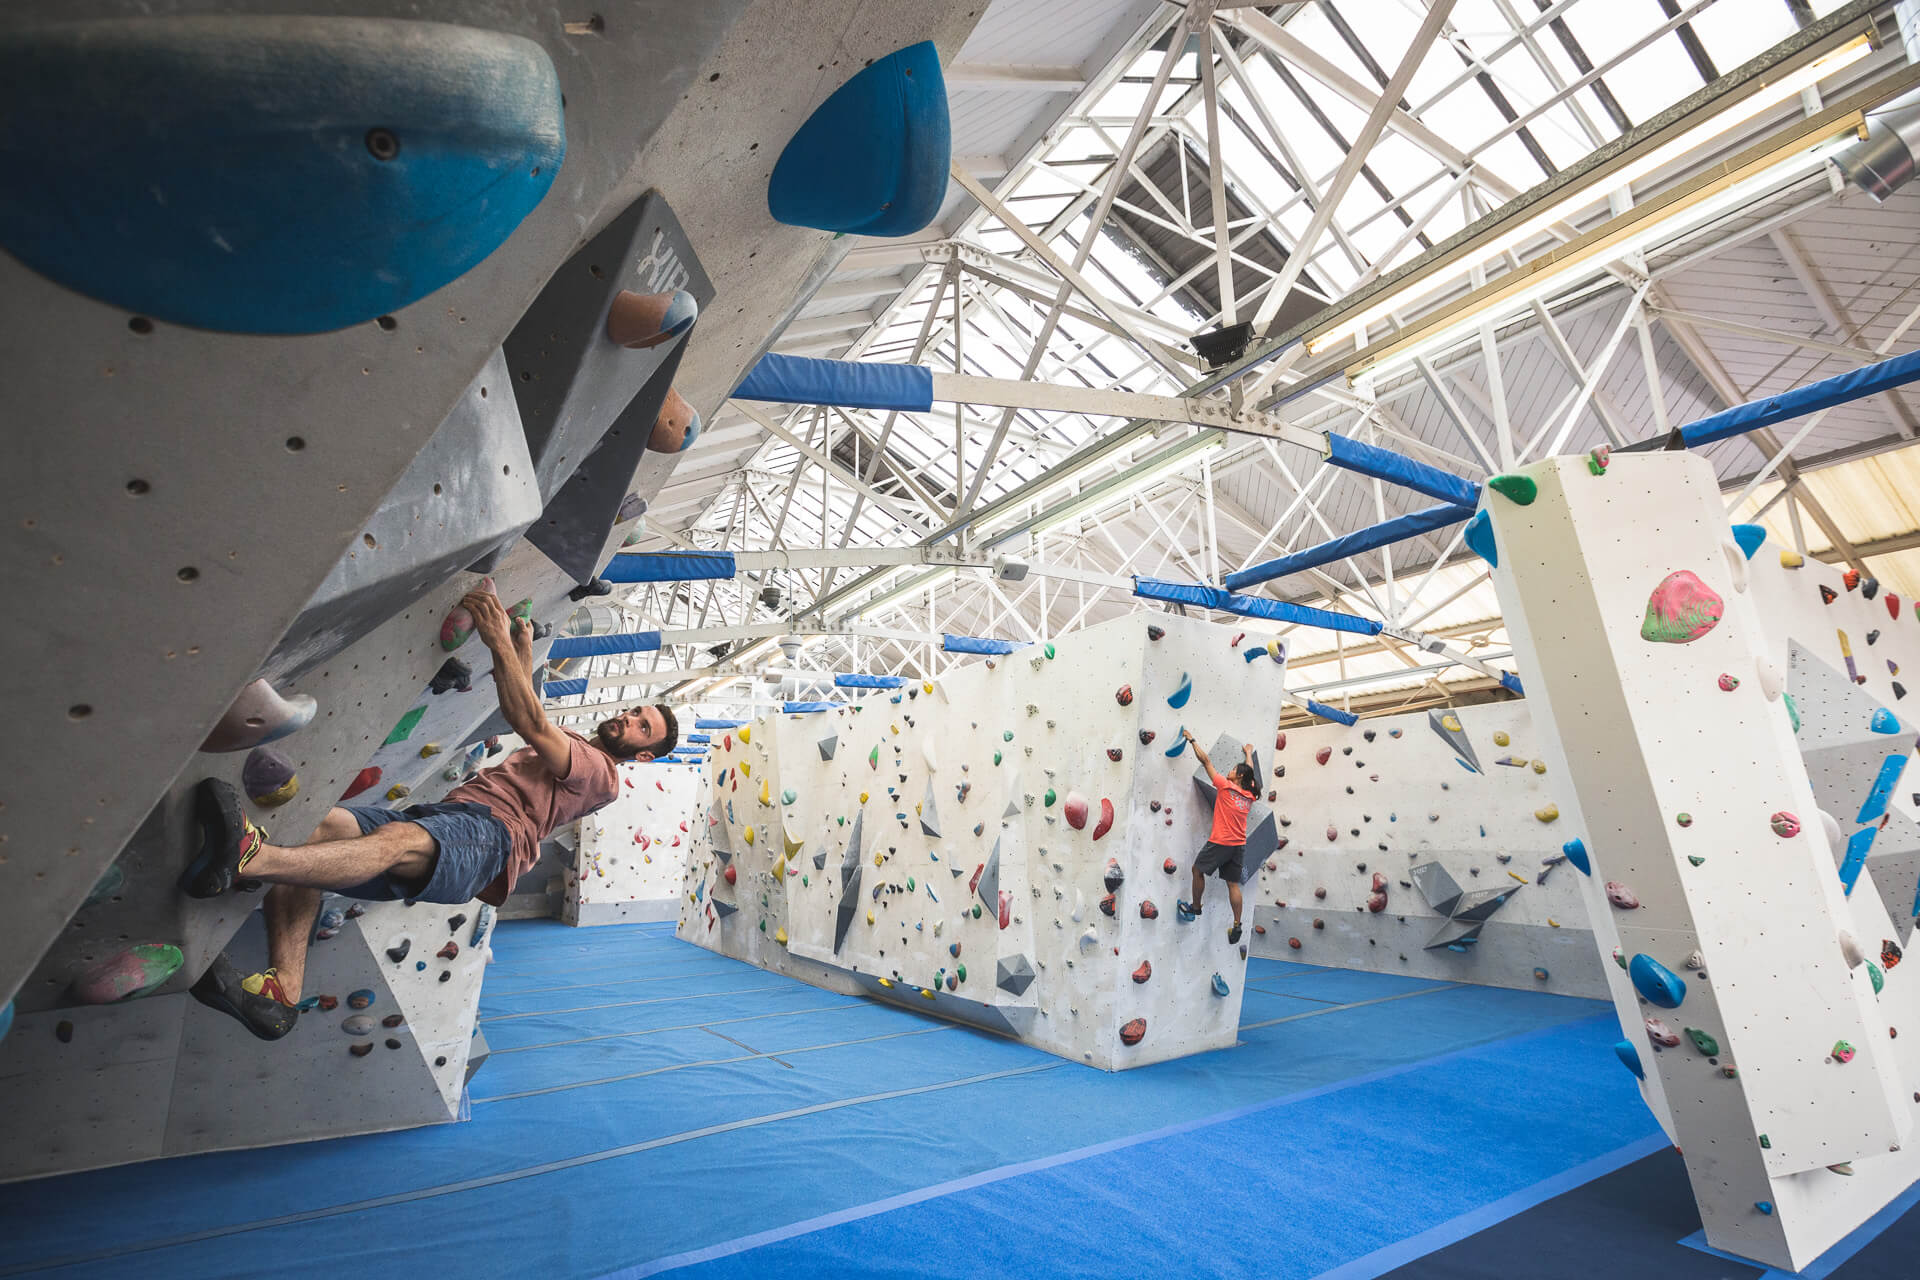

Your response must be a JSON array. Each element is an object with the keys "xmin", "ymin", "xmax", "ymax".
[
  {"xmin": 776, "ymin": 636, "xmax": 804, "ymax": 661},
  {"xmin": 993, "ymin": 555, "xmax": 1029, "ymax": 582}
]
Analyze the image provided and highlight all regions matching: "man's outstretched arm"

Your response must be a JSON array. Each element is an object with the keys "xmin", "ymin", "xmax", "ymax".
[
  {"xmin": 464, "ymin": 590, "xmax": 572, "ymax": 777},
  {"xmin": 1184, "ymin": 728, "xmax": 1213, "ymax": 776}
]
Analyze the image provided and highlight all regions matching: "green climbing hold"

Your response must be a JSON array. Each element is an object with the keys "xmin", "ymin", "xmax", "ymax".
[
  {"xmin": 1760, "ymin": 1134, "xmax": 1771, "ymax": 1149},
  {"xmin": 1869, "ymin": 961, "xmax": 1885, "ymax": 994},
  {"xmin": 907, "ymin": 877, "xmax": 915, "ymax": 891},
  {"xmin": 1044, "ymin": 788, "xmax": 1056, "ymax": 807},
  {"xmin": 1783, "ymin": 692, "xmax": 1800, "ymax": 734},
  {"xmin": 1639, "ymin": 570, "xmax": 1723, "ymax": 644},
  {"xmin": 782, "ymin": 788, "xmax": 797, "ymax": 805},
  {"xmin": 1686, "ymin": 1027, "xmax": 1720, "ymax": 1056},
  {"xmin": 69, "ymin": 942, "xmax": 184, "ymax": 1004},
  {"xmin": 1044, "ymin": 643, "xmax": 1055, "ymax": 660},
  {"xmin": 1488, "ymin": 473, "xmax": 1537, "ymax": 505},
  {"xmin": 1687, "ymin": 855, "xmax": 1705, "ymax": 866},
  {"xmin": 971, "ymin": 904, "xmax": 982, "ymax": 918},
  {"xmin": 1003, "ymin": 730, "xmax": 1014, "ymax": 742},
  {"xmin": 993, "ymin": 750, "xmax": 1002, "ymax": 765},
  {"xmin": 956, "ymin": 963, "xmax": 966, "ymax": 982},
  {"xmin": 382, "ymin": 705, "xmax": 427, "ymax": 746}
]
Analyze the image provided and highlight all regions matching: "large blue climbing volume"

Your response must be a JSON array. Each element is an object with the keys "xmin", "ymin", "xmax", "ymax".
[
  {"xmin": 0, "ymin": 17, "xmax": 564, "ymax": 334},
  {"xmin": 768, "ymin": 41, "xmax": 951, "ymax": 237}
]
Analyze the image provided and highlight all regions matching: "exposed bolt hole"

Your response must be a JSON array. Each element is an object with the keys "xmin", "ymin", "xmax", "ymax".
[
  {"xmin": 125, "ymin": 479, "xmax": 150, "ymax": 496},
  {"xmin": 366, "ymin": 128, "xmax": 400, "ymax": 160},
  {"xmin": 432, "ymin": 483, "xmax": 443, "ymax": 496},
  {"xmin": 285, "ymin": 436, "xmax": 306, "ymax": 452},
  {"xmin": 363, "ymin": 533, "xmax": 378, "ymax": 550},
  {"xmin": 68, "ymin": 705, "xmax": 92, "ymax": 720},
  {"xmin": 177, "ymin": 566, "xmax": 199, "ymax": 582},
  {"xmin": 589, "ymin": 264, "xmax": 605, "ymax": 279},
  {"xmin": 479, "ymin": 387, "xmax": 488, "ymax": 398},
  {"xmin": 128, "ymin": 316, "xmax": 154, "ymax": 335}
]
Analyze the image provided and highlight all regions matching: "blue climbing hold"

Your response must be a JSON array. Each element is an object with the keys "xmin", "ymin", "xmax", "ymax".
[
  {"xmin": 1731, "ymin": 524, "xmax": 1767, "ymax": 559},
  {"xmin": 1614, "ymin": 1039, "xmax": 1645, "ymax": 1080},
  {"xmin": 1210, "ymin": 973, "xmax": 1230, "ymax": 997},
  {"xmin": 1562, "ymin": 837, "xmax": 1590, "ymax": 876},
  {"xmin": 1165, "ymin": 731, "xmax": 1188, "ymax": 758},
  {"xmin": 1756, "ymin": 1201, "xmax": 1774, "ymax": 1215},
  {"xmin": 768, "ymin": 41, "xmax": 950, "ymax": 237},
  {"xmin": 1629, "ymin": 953, "xmax": 1686, "ymax": 1009},
  {"xmin": 1167, "ymin": 672, "xmax": 1193, "ymax": 709},
  {"xmin": 1840, "ymin": 824, "xmax": 1879, "ymax": 896},
  {"xmin": 1871, "ymin": 707, "xmax": 1901, "ymax": 735},
  {"xmin": 1858, "ymin": 752, "xmax": 1907, "ymax": 824},
  {"xmin": 0, "ymin": 16, "xmax": 565, "ymax": 334},
  {"xmin": 346, "ymin": 988, "xmax": 376, "ymax": 1010},
  {"xmin": 0, "ymin": 998, "xmax": 11, "ymax": 1044},
  {"xmin": 1462, "ymin": 509, "xmax": 1498, "ymax": 568}
]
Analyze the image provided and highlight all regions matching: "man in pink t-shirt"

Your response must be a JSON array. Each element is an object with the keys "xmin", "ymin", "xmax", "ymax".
[
  {"xmin": 178, "ymin": 589, "xmax": 678, "ymax": 1041},
  {"xmin": 1176, "ymin": 728, "xmax": 1256, "ymax": 943}
]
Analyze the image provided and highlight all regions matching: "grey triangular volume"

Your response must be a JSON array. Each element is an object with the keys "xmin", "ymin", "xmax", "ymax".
[
  {"xmin": 1239, "ymin": 807, "xmax": 1277, "ymax": 885},
  {"xmin": 997, "ymin": 953, "xmax": 1035, "ymax": 996},
  {"xmin": 920, "ymin": 781, "xmax": 941, "ymax": 838},
  {"xmin": 812, "ymin": 850, "xmax": 827, "ymax": 871},
  {"xmin": 819, "ymin": 733, "xmax": 839, "ymax": 762},
  {"xmin": 1409, "ymin": 861, "xmax": 1462, "ymax": 917},
  {"xmin": 710, "ymin": 806, "xmax": 733, "ymax": 855},
  {"xmin": 841, "ymin": 811, "xmax": 865, "ymax": 888},
  {"xmin": 1427, "ymin": 708, "xmax": 1482, "ymax": 774},
  {"xmin": 834, "ymin": 865, "xmax": 862, "ymax": 953},
  {"xmin": 712, "ymin": 899, "xmax": 738, "ymax": 919},
  {"xmin": 977, "ymin": 839, "xmax": 1001, "ymax": 913},
  {"xmin": 1194, "ymin": 734, "xmax": 1258, "ymax": 793}
]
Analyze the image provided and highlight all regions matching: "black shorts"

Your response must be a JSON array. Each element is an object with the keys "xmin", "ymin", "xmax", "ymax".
[{"xmin": 1194, "ymin": 840, "xmax": 1244, "ymax": 881}]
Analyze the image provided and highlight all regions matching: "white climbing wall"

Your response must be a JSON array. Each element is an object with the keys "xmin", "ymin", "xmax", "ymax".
[
  {"xmin": 1251, "ymin": 700, "xmax": 1604, "ymax": 997},
  {"xmin": 566, "ymin": 760, "xmax": 705, "ymax": 924},
  {"xmin": 0, "ymin": 896, "xmax": 493, "ymax": 1181},
  {"xmin": 675, "ymin": 613, "xmax": 1293, "ymax": 1069},
  {"xmin": 1484, "ymin": 449, "xmax": 1920, "ymax": 1272}
]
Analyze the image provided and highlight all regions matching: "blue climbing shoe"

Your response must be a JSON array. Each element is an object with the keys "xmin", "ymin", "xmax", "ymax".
[{"xmin": 1176, "ymin": 900, "xmax": 1199, "ymax": 922}]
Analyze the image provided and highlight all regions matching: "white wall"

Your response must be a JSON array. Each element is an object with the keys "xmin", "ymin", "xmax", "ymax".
[{"xmin": 566, "ymin": 760, "xmax": 705, "ymax": 924}]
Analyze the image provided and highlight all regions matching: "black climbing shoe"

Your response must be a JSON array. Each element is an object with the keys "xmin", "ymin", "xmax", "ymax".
[
  {"xmin": 178, "ymin": 778, "xmax": 267, "ymax": 898},
  {"xmin": 568, "ymin": 577, "xmax": 613, "ymax": 602},
  {"xmin": 1228, "ymin": 921, "xmax": 1243, "ymax": 944},
  {"xmin": 190, "ymin": 952, "xmax": 296, "ymax": 1041}
]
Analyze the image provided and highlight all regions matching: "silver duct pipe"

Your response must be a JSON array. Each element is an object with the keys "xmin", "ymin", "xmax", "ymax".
[{"xmin": 1834, "ymin": 1, "xmax": 1920, "ymax": 200}]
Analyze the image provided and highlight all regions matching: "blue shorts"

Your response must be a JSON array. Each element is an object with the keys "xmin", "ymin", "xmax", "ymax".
[{"xmin": 337, "ymin": 801, "xmax": 512, "ymax": 904}]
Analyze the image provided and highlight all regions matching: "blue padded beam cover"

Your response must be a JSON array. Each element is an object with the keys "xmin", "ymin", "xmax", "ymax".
[
  {"xmin": 734, "ymin": 353, "xmax": 934, "ymax": 413},
  {"xmin": 784, "ymin": 701, "xmax": 840, "ymax": 713},
  {"xmin": 0, "ymin": 17, "xmax": 564, "ymax": 334},
  {"xmin": 1224, "ymin": 503, "xmax": 1473, "ymax": 593},
  {"xmin": 695, "ymin": 719, "xmax": 749, "ymax": 730},
  {"xmin": 1683, "ymin": 347, "xmax": 1920, "ymax": 448},
  {"xmin": 835, "ymin": 673, "xmax": 908, "ymax": 689},
  {"xmin": 602, "ymin": 552, "xmax": 736, "ymax": 584},
  {"xmin": 1323, "ymin": 433, "xmax": 1481, "ymax": 509},
  {"xmin": 1132, "ymin": 577, "xmax": 1383, "ymax": 637},
  {"xmin": 943, "ymin": 634, "xmax": 1027, "ymax": 655},
  {"xmin": 546, "ymin": 631, "xmax": 663, "ymax": 660},
  {"xmin": 1304, "ymin": 699, "xmax": 1360, "ymax": 727},
  {"xmin": 542, "ymin": 677, "xmax": 587, "ymax": 699},
  {"xmin": 767, "ymin": 41, "xmax": 950, "ymax": 237}
]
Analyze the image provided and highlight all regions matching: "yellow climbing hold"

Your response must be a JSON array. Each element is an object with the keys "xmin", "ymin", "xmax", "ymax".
[
  {"xmin": 877, "ymin": 976, "xmax": 892, "ymax": 987},
  {"xmin": 774, "ymin": 927, "xmax": 788, "ymax": 946},
  {"xmin": 1534, "ymin": 804, "xmax": 1559, "ymax": 823},
  {"xmin": 1508, "ymin": 870, "xmax": 1530, "ymax": 884},
  {"xmin": 772, "ymin": 856, "xmax": 787, "ymax": 880},
  {"xmin": 920, "ymin": 988, "xmax": 936, "ymax": 1000},
  {"xmin": 741, "ymin": 762, "xmax": 751, "ymax": 777},
  {"xmin": 1780, "ymin": 550, "xmax": 1804, "ymax": 569},
  {"xmin": 783, "ymin": 825, "xmax": 803, "ymax": 856},
  {"xmin": 1531, "ymin": 760, "xmax": 1546, "ymax": 774},
  {"xmin": 874, "ymin": 851, "xmax": 884, "ymax": 866},
  {"xmin": 891, "ymin": 723, "xmax": 899, "ymax": 735},
  {"xmin": 744, "ymin": 826, "xmax": 755, "ymax": 845},
  {"xmin": 739, "ymin": 726, "xmax": 750, "ymax": 744},
  {"xmin": 418, "ymin": 742, "xmax": 442, "ymax": 758},
  {"xmin": 1548, "ymin": 918, "xmax": 1561, "ymax": 928},
  {"xmin": 386, "ymin": 784, "xmax": 411, "ymax": 801},
  {"xmin": 866, "ymin": 910, "xmax": 876, "ymax": 925},
  {"xmin": 759, "ymin": 779, "xmax": 770, "ymax": 806},
  {"xmin": 860, "ymin": 791, "xmax": 869, "ymax": 804},
  {"xmin": 1441, "ymin": 714, "xmax": 1463, "ymax": 733},
  {"xmin": 923, "ymin": 682, "xmax": 933, "ymax": 694},
  {"xmin": 1492, "ymin": 731, "xmax": 1510, "ymax": 747}
]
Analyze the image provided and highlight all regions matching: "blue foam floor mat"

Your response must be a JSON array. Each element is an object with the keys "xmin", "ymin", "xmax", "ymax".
[{"xmin": 0, "ymin": 921, "xmax": 1647, "ymax": 1280}]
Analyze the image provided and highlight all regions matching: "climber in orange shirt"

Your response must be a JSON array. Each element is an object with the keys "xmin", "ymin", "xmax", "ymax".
[{"xmin": 1177, "ymin": 729, "xmax": 1255, "ymax": 943}]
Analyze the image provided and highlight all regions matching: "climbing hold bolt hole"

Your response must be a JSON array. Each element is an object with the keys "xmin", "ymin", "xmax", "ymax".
[
  {"xmin": 363, "ymin": 533, "xmax": 377, "ymax": 550},
  {"xmin": 365, "ymin": 128, "xmax": 400, "ymax": 160},
  {"xmin": 176, "ymin": 566, "xmax": 199, "ymax": 582},
  {"xmin": 376, "ymin": 315, "xmax": 397, "ymax": 331},
  {"xmin": 709, "ymin": 72, "xmax": 721, "ymax": 82},
  {"xmin": 589, "ymin": 264, "xmax": 605, "ymax": 280},
  {"xmin": 67, "ymin": 704, "xmax": 92, "ymax": 720},
  {"xmin": 125, "ymin": 479, "xmax": 149, "ymax": 496},
  {"xmin": 502, "ymin": 464, "xmax": 511, "ymax": 475},
  {"xmin": 479, "ymin": 387, "xmax": 488, "ymax": 398},
  {"xmin": 285, "ymin": 436, "xmax": 306, "ymax": 452},
  {"xmin": 520, "ymin": 370, "xmax": 532, "ymax": 381},
  {"xmin": 127, "ymin": 316, "xmax": 153, "ymax": 335},
  {"xmin": 432, "ymin": 483, "xmax": 443, "ymax": 496}
]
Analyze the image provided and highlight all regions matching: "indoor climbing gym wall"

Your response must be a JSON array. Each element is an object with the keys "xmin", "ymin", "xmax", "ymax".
[
  {"xmin": 0, "ymin": 897, "xmax": 495, "ymax": 1181},
  {"xmin": 566, "ymin": 761, "xmax": 705, "ymax": 925},
  {"xmin": 676, "ymin": 613, "xmax": 1295, "ymax": 1070},
  {"xmin": 1, "ymin": 0, "xmax": 986, "ymax": 1169},
  {"xmin": 1482, "ymin": 448, "xmax": 1920, "ymax": 1272},
  {"xmin": 1252, "ymin": 700, "xmax": 1605, "ymax": 997}
]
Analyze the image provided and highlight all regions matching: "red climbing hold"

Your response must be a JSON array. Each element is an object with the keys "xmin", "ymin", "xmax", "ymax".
[
  {"xmin": 1139, "ymin": 730, "xmax": 1156, "ymax": 746},
  {"xmin": 1821, "ymin": 585, "xmax": 1839, "ymax": 605},
  {"xmin": 1139, "ymin": 900, "xmax": 1158, "ymax": 920},
  {"xmin": 1092, "ymin": 798, "xmax": 1115, "ymax": 841},
  {"xmin": 341, "ymin": 766, "xmax": 382, "ymax": 801},
  {"xmin": 969, "ymin": 863, "xmax": 984, "ymax": 896},
  {"xmin": 1891, "ymin": 593, "xmax": 1903, "ymax": 620},
  {"xmin": 998, "ymin": 891, "xmax": 1010, "ymax": 929},
  {"xmin": 1313, "ymin": 886, "xmax": 1327, "ymax": 899},
  {"xmin": 1367, "ymin": 893, "xmax": 1387, "ymax": 913},
  {"xmin": 1316, "ymin": 747, "xmax": 1331, "ymax": 765},
  {"xmin": 1275, "ymin": 732, "xmax": 1286, "ymax": 752},
  {"xmin": 723, "ymin": 865, "xmax": 737, "ymax": 885},
  {"xmin": 1064, "ymin": 791, "xmax": 1089, "ymax": 830},
  {"xmin": 1100, "ymin": 893, "xmax": 1117, "ymax": 918},
  {"xmin": 1231, "ymin": 633, "xmax": 1244, "ymax": 648},
  {"xmin": 1107, "ymin": 748, "xmax": 1123, "ymax": 762},
  {"xmin": 1120, "ymin": 1017, "xmax": 1147, "ymax": 1045},
  {"xmin": 1104, "ymin": 859, "xmax": 1125, "ymax": 892},
  {"xmin": 1132, "ymin": 961, "xmax": 1152, "ymax": 983},
  {"xmin": 1115, "ymin": 684, "xmax": 1134, "ymax": 706},
  {"xmin": 1164, "ymin": 857, "xmax": 1177, "ymax": 873},
  {"xmin": 1147, "ymin": 625, "xmax": 1165, "ymax": 642},
  {"xmin": 1326, "ymin": 825, "xmax": 1337, "ymax": 842},
  {"xmin": 437, "ymin": 941, "xmax": 459, "ymax": 961},
  {"xmin": 1288, "ymin": 936, "xmax": 1302, "ymax": 949}
]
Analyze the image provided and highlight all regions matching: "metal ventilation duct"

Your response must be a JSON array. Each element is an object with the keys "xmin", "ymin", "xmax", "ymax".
[{"xmin": 1834, "ymin": 1, "xmax": 1920, "ymax": 201}]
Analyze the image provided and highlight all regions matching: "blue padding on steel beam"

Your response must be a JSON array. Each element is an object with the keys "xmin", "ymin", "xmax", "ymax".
[
  {"xmin": 1223, "ymin": 503, "xmax": 1474, "ymax": 593},
  {"xmin": 602, "ymin": 552, "xmax": 736, "ymax": 584},
  {"xmin": 733, "ymin": 353, "xmax": 935, "ymax": 413},
  {"xmin": 835, "ymin": 673, "xmax": 908, "ymax": 689},
  {"xmin": 542, "ymin": 678, "xmax": 587, "ymax": 698},
  {"xmin": 767, "ymin": 41, "xmax": 950, "ymax": 237},
  {"xmin": 0, "ymin": 18, "xmax": 565, "ymax": 335},
  {"xmin": 546, "ymin": 632, "xmax": 663, "ymax": 660},
  {"xmin": 1303, "ymin": 699, "xmax": 1359, "ymax": 726},
  {"xmin": 943, "ymin": 634, "xmax": 1027, "ymax": 655},
  {"xmin": 1683, "ymin": 347, "xmax": 1920, "ymax": 447},
  {"xmin": 784, "ymin": 701, "xmax": 840, "ymax": 713},
  {"xmin": 1132, "ymin": 577, "xmax": 1383, "ymax": 636},
  {"xmin": 695, "ymin": 719, "xmax": 749, "ymax": 730},
  {"xmin": 686, "ymin": 734, "xmax": 711, "ymax": 744},
  {"xmin": 1499, "ymin": 671, "xmax": 1524, "ymax": 695},
  {"xmin": 1322, "ymin": 433, "xmax": 1482, "ymax": 508}
]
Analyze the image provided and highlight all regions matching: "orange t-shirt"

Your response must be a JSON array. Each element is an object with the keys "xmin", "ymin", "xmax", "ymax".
[
  {"xmin": 447, "ymin": 730, "xmax": 618, "ymax": 903},
  {"xmin": 1208, "ymin": 771, "xmax": 1253, "ymax": 846}
]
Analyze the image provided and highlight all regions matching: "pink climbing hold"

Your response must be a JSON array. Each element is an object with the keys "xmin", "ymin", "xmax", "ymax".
[
  {"xmin": 1326, "ymin": 825, "xmax": 1338, "ymax": 842},
  {"xmin": 1275, "ymin": 732, "xmax": 1286, "ymax": 751},
  {"xmin": 1063, "ymin": 791, "xmax": 1089, "ymax": 830},
  {"xmin": 998, "ymin": 890, "xmax": 1011, "ymax": 930},
  {"xmin": 1646, "ymin": 1017, "xmax": 1681, "ymax": 1047},
  {"xmin": 70, "ymin": 943, "xmax": 183, "ymax": 1004},
  {"xmin": 1770, "ymin": 811, "xmax": 1801, "ymax": 838},
  {"xmin": 1315, "ymin": 747, "xmax": 1331, "ymax": 765},
  {"xmin": 1640, "ymin": 570, "xmax": 1724, "ymax": 644},
  {"xmin": 1092, "ymin": 798, "xmax": 1115, "ymax": 841},
  {"xmin": 1718, "ymin": 673, "xmax": 1740, "ymax": 692},
  {"xmin": 1606, "ymin": 881, "xmax": 1640, "ymax": 909},
  {"xmin": 1132, "ymin": 961, "xmax": 1152, "ymax": 983}
]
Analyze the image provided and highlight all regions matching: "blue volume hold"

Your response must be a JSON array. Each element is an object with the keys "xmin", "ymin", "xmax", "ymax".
[
  {"xmin": 1614, "ymin": 1040, "xmax": 1645, "ymax": 1080},
  {"xmin": 1562, "ymin": 837, "xmax": 1591, "ymax": 876},
  {"xmin": 1841, "ymin": 825, "xmax": 1879, "ymax": 896},
  {"xmin": 1858, "ymin": 753, "xmax": 1908, "ymax": 825},
  {"xmin": 1167, "ymin": 672, "xmax": 1193, "ymax": 709},
  {"xmin": 1871, "ymin": 707, "xmax": 1902, "ymax": 735},
  {"xmin": 1462, "ymin": 509, "xmax": 1498, "ymax": 568},
  {"xmin": 0, "ymin": 17, "xmax": 565, "ymax": 334},
  {"xmin": 1730, "ymin": 524, "xmax": 1768, "ymax": 560},
  {"xmin": 1629, "ymin": 953, "xmax": 1686, "ymax": 1009}
]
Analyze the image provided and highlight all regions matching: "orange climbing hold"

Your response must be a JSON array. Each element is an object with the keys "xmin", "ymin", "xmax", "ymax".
[
  {"xmin": 1120, "ymin": 1017, "xmax": 1146, "ymax": 1046},
  {"xmin": 1132, "ymin": 961, "xmax": 1151, "ymax": 983}
]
